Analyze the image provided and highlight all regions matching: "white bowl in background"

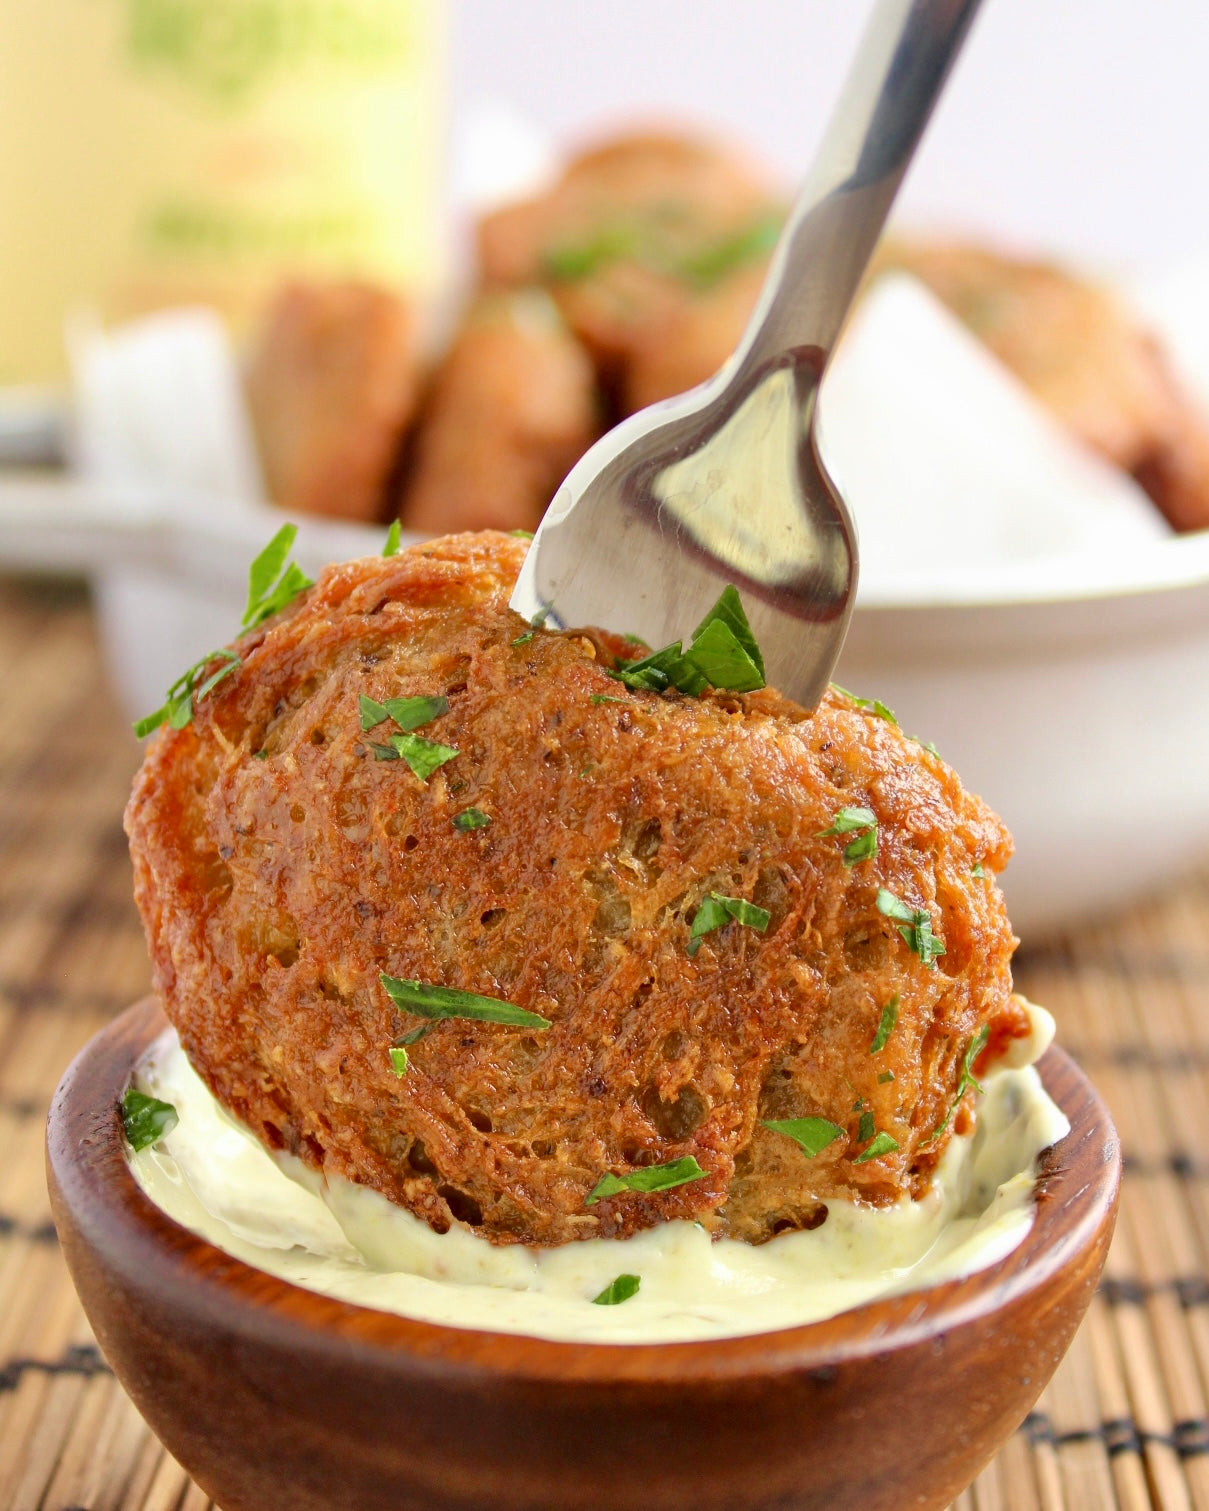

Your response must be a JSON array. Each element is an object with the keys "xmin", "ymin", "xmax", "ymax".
[
  {"xmin": 840, "ymin": 534, "xmax": 1209, "ymax": 938},
  {"xmin": 91, "ymin": 503, "xmax": 392, "ymax": 722}
]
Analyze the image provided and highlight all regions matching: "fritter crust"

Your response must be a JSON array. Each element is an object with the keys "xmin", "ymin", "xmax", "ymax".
[
  {"xmin": 478, "ymin": 131, "xmax": 783, "ymax": 403},
  {"xmin": 396, "ymin": 291, "xmax": 599, "ymax": 536},
  {"xmin": 244, "ymin": 280, "xmax": 418, "ymax": 523},
  {"xmin": 126, "ymin": 532, "xmax": 1018, "ymax": 1247}
]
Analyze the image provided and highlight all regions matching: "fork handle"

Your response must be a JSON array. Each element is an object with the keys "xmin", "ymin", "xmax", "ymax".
[{"xmin": 733, "ymin": 0, "xmax": 983, "ymax": 380}]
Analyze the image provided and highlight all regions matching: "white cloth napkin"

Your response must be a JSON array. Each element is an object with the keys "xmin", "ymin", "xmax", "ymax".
[{"xmin": 69, "ymin": 306, "xmax": 265, "ymax": 507}]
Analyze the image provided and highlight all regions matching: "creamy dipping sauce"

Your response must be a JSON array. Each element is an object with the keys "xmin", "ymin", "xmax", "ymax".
[{"xmin": 128, "ymin": 1001, "xmax": 1068, "ymax": 1344}]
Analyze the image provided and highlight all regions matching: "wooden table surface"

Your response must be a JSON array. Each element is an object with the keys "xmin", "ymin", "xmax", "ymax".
[{"xmin": 2, "ymin": 576, "xmax": 1208, "ymax": 1511}]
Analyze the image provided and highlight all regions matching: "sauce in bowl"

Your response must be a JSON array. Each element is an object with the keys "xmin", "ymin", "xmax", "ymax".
[{"xmin": 128, "ymin": 998, "xmax": 1067, "ymax": 1344}]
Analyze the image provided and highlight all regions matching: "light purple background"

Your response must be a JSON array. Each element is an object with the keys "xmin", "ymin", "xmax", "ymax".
[{"xmin": 452, "ymin": 0, "xmax": 1208, "ymax": 270}]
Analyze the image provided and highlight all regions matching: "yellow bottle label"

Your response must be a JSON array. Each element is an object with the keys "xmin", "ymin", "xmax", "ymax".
[{"xmin": 0, "ymin": 0, "xmax": 446, "ymax": 383}]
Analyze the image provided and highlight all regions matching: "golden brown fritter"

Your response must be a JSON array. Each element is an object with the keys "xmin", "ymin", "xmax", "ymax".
[
  {"xmin": 396, "ymin": 291, "xmax": 599, "ymax": 536},
  {"xmin": 622, "ymin": 258, "xmax": 770, "ymax": 414},
  {"xmin": 875, "ymin": 241, "xmax": 1209, "ymax": 532},
  {"xmin": 478, "ymin": 131, "xmax": 784, "ymax": 403},
  {"xmin": 126, "ymin": 532, "xmax": 1019, "ymax": 1248},
  {"xmin": 244, "ymin": 280, "xmax": 418, "ymax": 522}
]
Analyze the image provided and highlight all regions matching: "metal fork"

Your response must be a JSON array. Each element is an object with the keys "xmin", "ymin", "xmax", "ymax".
[{"xmin": 511, "ymin": 0, "xmax": 983, "ymax": 707}]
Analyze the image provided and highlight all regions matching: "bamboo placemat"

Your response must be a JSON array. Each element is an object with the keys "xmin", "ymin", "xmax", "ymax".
[{"xmin": 1, "ymin": 575, "xmax": 1207, "ymax": 1511}]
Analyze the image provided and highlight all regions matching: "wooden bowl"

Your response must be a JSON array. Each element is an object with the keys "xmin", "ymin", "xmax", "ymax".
[{"xmin": 47, "ymin": 998, "xmax": 1120, "ymax": 1511}]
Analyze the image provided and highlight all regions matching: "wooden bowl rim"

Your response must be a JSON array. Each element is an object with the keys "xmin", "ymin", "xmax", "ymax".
[{"xmin": 48, "ymin": 997, "xmax": 1120, "ymax": 1386}]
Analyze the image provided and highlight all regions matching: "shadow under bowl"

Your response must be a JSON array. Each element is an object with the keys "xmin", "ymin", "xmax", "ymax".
[{"xmin": 47, "ymin": 999, "xmax": 1120, "ymax": 1511}]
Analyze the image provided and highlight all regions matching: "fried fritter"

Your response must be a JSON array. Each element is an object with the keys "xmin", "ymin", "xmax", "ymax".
[
  {"xmin": 126, "ymin": 532, "xmax": 1019, "ymax": 1248},
  {"xmin": 875, "ymin": 241, "xmax": 1209, "ymax": 532},
  {"xmin": 395, "ymin": 291, "xmax": 599, "ymax": 536},
  {"xmin": 478, "ymin": 131, "xmax": 783, "ymax": 404},
  {"xmin": 244, "ymin": 280, "xmax": 418, "ymax": 522},
  {"xmin": 622, "ymin": 258, "xmax": 770, "ymax": 414}
]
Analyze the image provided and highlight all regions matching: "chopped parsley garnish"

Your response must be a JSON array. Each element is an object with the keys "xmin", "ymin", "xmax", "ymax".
[
  {"xmin": 830, "ymin": 684, "xmax": 898, "ymax": 725},
  {"xmin": 961, "ymin": 1024, "xmax": 990, "ymax": 1087},
  {"xmin": 542, "ymin": 212, "xmax": 781, "ymax": 292},
  {"xmin": 452, "ymin": 808, "xmax": 491, "ymax": 831},
  {"xmin": 382, "ymin": 520, "xmax": 402, "ymax": 557},
  {"xmin": 135, "ymin": 525, "xmax": 318, "ymax": 738},
  {"xmin": 683, "ymin": 594, "xmax": 764, "ymax": 686},
  {"xmin": 387, "ymin": 733, "xmax": 458, "ymax": 780},
  {"xmin": 857, "ymin": 1109, "xmax": 876, "ymax": 1143},
  {"xmin": 926, "ymin": 1024, "xmax": 990, "ymax": 1143},
  {"xmin": 878, "ymin": 1070, "xmax": 896, "ymax": 1084},
  {"xmin": 870, "ymin": 995, "xmax": 899, "ymax": 1055},
  {"xmin": 840, "ymin": 829, "xmax": 878, "ymax": 865},
  {"xmin": 133, "ymin": 648, "xmax": 241, "ymax": 738},
  {"xmin": 360, "ymin": 693, "xmax": 453, "ymax": 774},
  {"xmin": 380, "ymin": 975, "xmax": 552, "ymax": 1030},
  {"xmin": 359, "ymin": 693, "xmax": 449, "ymax": 733},
  {"xmin": 593, "ymin": 1274, "xmax": 641, "ymax": 1306},
  {"xmin": 695, "ymin": 587, "xmax": 765, "ymax": 680},
  {"xmin": 386, "ymin": 1022, "xmax": 436, "ymax": 1074},
  {"xmin": 819, "ymin": 806, "xmax": 876, "ymax": 835},
  {"xmin": 591, "ymin": 694, "xmax": 627, "ymax": 705},
  {"xmin": 511, "ymin": 606, "xmax": 550, "ymax": 648},
  {"xmin": 762, "ymin": 1116, "xmax": 843, "ymax": 1157},
  {"xmin": 543, "ymin": 223, "xmax": 640, "ymax": 281},
  {"xmin": 360, "ymin": 694, "xmax": 391, "ymax": 727},
  {"xmin": 912, "ymin": 736, "xmax": 941, "ymax": 758},
  {"xmin": 121, "ymin": 1088, "xmax": 178, "ymax": 1151},
  {"xmin": 241, "ymin": 523, "xmax": 314, "ymax": 630},
  {"xmin": 876, "ymin": 889, "xmax": 946, "ymax": 967},
  {"xmin": 613, "ymin": 642, "xmax": 706, "ymax": 694},
  {"xmin": 971, "ymin": 862, "xmax": 987, "ymax": 879},
  {"xmin": 687, "ymin": 892, "xmax": 771, "ymax": 957},
  {"xmin": 612, "ymin": 585, "xmax": 765, "ymax": 697},
  {"xmin": 676, "ymin": 214, "xmax": 782, "ymax": 288},
  {"xmin": 585, "ymin": 1156, "xmax": 706, "ymax": 1207},
  {"xmin": 508, "ymin": 528, "xmax": 535, "ymax": 540},
  {"xmin": 399, "ymin": 1023, "xmax": 434, "ymax": 1045},
  {"xmin": 817, "ymin": 805, "xmax": 878, "ymax": 866},
  {"xmin": 682, "ymin": 619, "xmax": 761, "ymax": 693},
  {"xmin": 853, "ymin": 1131, "xmax": 900, "ymax": 1164}
]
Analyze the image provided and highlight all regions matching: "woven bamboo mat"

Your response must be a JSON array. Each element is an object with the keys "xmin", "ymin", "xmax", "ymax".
[{"xmin": 1, "ymin": 575, "xmax": 1207, "ymax": 1511}]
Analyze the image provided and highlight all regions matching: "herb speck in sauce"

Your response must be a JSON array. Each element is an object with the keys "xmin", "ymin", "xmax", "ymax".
[
  {"xmin": 121, "ymin": 1088, "xmax": 178, "ymax": 1152},
  {"xmin": 593, "ymin": 1273, "xmax": 641, "ymax": 1306}
]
